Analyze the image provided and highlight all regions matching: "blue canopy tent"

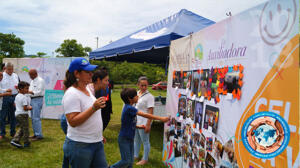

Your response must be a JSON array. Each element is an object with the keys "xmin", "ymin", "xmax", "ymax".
[{"xmin": 89, "ymin": 9, "xmax": 215, "ymax": 65}]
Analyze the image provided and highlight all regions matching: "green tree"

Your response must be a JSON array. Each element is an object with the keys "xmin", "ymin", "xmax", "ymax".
[
  {"xmin": 0, "ymin": 33, "xmax": 25, "ymax": 61},
  {"xmin": 37, "ymin": 52, "xmax": 47, "ymax": 57},
  {"xmin": 55, "ymin": 39, "xmax": 92, "ymax": 57},
  {"xmin": 91, "ymin": 60, "xmax": 166, "ymax": 85}
]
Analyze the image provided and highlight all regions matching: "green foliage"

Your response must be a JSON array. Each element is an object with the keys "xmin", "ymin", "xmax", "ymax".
[
  {"xmin": 37, "ymin": 52, "xmax": 47, "ymax": 57},
  {"xmin": 0, "ymin": 32, "xmax": 25, "ymax": 64},
  {"xmin": 55, "ymin": 39, "xmax": 91, "ymax": 57},
  {"xmin": 90, "ymin": 60, "xmax": 167, "ymax": 84}
]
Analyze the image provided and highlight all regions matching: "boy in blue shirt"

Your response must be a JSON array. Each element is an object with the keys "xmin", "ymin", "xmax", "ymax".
[{"xmin": 110, "ymin": 88, "xmax": 169, "ymax": 168}]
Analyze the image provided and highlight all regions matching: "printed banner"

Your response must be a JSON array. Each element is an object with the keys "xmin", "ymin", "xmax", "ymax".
[
  {"xmin": 163, "ymin": 0, "xmax": 299, "ymax": 167},
  {"xmin": 3, "ymin": 57, "xmax": 74, "ymax": 119}
]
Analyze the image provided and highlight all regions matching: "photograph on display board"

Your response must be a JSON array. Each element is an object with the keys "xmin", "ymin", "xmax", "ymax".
[
  {"xmin": 203, "ymin": 105, "xmax": 219, "ymax": 134},
  {"xmin": 189, "ymin": 134, "xmax": 194, "ymax": 149},
  {"xmin": 186, "ymin": 99, "xmax": 195, "ymax": 120},
  {"xmin": 170, "ymin": 118, "xmax": 176, "ymax": 136},
  {"xmin": 199, "ymin": 148, "xmax": 206, "ymax": 162},
  {"xmin": 194, "ymin": 101, "xmax": 204, "ymax": 130},
  {"xmin": 222, "ymin": 139, "xmax": 238, "ymax": 166},
  {"xmin": 210, "ymin": 69, "xmax": 219, "ymax": 99},
  {"xmin": 195, "ymin": 157, "xmax": 200, "ymax": 168},
  {"xmin": 206, "ymin": 137, "xmax": 213, "ymax": 152},
  {"xmin": 172, "ymin": 71, "xmax": 183, "ymax": 88},
  {"xmin": 194, "ymin": 133, "xmax": 200, "ymax": 147},
  {"xmin": 205, "ymin": 152, "xmax": 216, "ymax": 168},
  {"xmin": 165, "ymin": 118, "xmax": 176, "ymax": 142},
  {"xmin": 213, "ymin": 137, "xmax": 224, "ymax": 160},
  {"xmin": 224, "ymin": 71, "xmax": 240, "ymax": 93},
  {"xmin": 182, "ymin": 142, "xmax": 188, "ymax": 162},
  {"xmin": 199, "ymin": 133, "xmax": 206, "ymax": 148},
  {"xmin": 176, "ymin": 121, "xmax": 183, "ymax": 138},
  {"xmin": 173, "ymin": 138, "xmax": 182, "ymax": 157},
  {"xmin": 188, "ymin": 156, "xmax": 194, "ymax": 168},
  {"xmin": 178, "ymin": 95, "xmax": 187, "ymax": 119},
  {"xmin": 185, "ymin": 124, "xmax": 192, "ymax": 136},
  {"xmin": 182, "ymin": 71, "xmax": 189, "ymax": 89},
  {"xmin": 193, "ymin": 145, "xmax": 198, "ymax": 160},
  {"xmin": 200, "ymin": 69, "xmax": 209, "ymax": 97},
  {"xmin": 191, "ymin": 70, "xmax": 200, "ymax": 96},
  {"xmin": 184, "ymin": 71, "xmax": 192, "ymax": 90}
]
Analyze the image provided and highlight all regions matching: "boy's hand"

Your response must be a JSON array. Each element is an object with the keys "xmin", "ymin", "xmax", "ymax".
[
  {"xmin": 103, "ymin": 137, "xmax": 107, "ymax": 144},
  {"xmin": 28, "ymin": 106, "xmax": 33, "ymax": 110},
  {"xmin": 144, "ymin": 124, "xmax": 151, "ymax": 133},
  {"xmin": 136, "ymin": 125, "xmax": 146, "ymax": 129}
]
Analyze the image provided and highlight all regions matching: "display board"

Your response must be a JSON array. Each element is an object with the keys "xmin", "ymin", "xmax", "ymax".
[
  {"xmin": 3, "ymin": 57, "xmax": 74, "ymax": 119},
  {"xmin": 163, "ymin": 0, "xmax": 299, "ymax": 167}
]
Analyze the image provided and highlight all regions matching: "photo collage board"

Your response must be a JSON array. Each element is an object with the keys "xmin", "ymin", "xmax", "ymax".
[
  {"xmin": 163, "ymin": 0, "xmax": 299, "ymax": 167},
  {"xmin": 164, "ymin": 65, "xmax": 243, "ymax": 168}
]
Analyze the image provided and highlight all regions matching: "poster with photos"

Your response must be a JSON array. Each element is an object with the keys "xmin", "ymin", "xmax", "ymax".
[{"xmin": 164, "ymin": 1, "xmax": 299, "ymax": 168}]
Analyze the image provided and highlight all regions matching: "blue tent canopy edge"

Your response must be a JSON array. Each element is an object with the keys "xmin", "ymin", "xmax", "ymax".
[{"xmin": 90, "ymin": 9, "xmax": 215, "ymax": 64}]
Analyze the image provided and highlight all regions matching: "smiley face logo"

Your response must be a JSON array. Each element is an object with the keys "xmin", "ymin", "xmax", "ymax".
[{"xmin": 259, "ymin": 0, "xmax": 297, "ymax": 45}]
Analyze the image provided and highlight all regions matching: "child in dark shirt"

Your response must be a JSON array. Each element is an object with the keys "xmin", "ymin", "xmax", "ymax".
[{"xmin": 110, "ymin": 88, "xmax": 169, "ymax": 168}]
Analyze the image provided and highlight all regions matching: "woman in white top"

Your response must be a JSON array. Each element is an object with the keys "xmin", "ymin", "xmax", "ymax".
[
  {"xmin": 134, "ymin": 76, "xmax": 155, "ymax": 165},
  {"xmin": 62, "ymin": 57, "xmax": 108, "ymax": 168}
]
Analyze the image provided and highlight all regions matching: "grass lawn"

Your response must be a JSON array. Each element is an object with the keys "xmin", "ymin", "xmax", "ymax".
[{"xmin": 0, "ymin": 86, "xmax": 167, "ymax": 168}]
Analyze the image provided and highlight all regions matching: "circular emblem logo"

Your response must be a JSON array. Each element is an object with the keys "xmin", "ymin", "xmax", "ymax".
[
  {"xmin": 242, "ymin": 111, "xmax": 290, "ymax": 159},
  {"xmin": 194, "ymin": 44, "xmax": 203, "ymax": 60},
  {"xmin": 21, "ymin": 66, "xmax": 29, "ymax": 72}
]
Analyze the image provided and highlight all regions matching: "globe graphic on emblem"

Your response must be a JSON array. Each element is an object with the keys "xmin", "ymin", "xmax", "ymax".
[{"xmin": 253, "ymin": 124, "xmax": 278, "ymax": 147}]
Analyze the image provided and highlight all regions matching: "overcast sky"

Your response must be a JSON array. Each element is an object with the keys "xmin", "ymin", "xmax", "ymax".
[{"xmin": 0, "ymin": 0, "xmax": 266, "ymax": 56}]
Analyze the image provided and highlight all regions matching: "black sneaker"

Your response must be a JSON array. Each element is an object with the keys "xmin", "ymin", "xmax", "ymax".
[{"xmin": 10, "ymin": 140, "xmax": 23, "ymax": 148}]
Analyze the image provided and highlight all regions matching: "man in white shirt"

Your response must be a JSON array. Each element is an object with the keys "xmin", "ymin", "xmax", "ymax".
[
  {"xmin": 0, "ymin": 62, "xmax": 19, "ymax": 138},
  {"xmin": 28, "ymin": 69, "xmax": 45, "ymax": 140}
]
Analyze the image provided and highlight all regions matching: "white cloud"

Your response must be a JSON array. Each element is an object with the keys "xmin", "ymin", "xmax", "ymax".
[{"xmin": 0, "ymin": 0, "xmax": 266, "ymax": 55}]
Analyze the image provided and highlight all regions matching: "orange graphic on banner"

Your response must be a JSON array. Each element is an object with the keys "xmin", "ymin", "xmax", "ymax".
[{"xmin": 235, "ymin": 35, "xmax": 299, "ymax": 167}]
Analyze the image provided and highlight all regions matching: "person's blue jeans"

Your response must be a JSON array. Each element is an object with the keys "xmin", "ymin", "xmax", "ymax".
[
  {"xmin": 111, "ymin": 136, "xmax": 134, "ymax": 168},
  {"xmin": 0, "ymin": 95, "xmax": 16, "ymax": 136},
  {"xmin": 30, "ymin": 97, "xmax": 43, "ymax": 138},
  {"xmin": 60, "ymin": 114, "xmax": 68, "ymax": 167},
  {"xmin": 60, "ymin": 114, "xmax": 68, "ymax": 135},
  {"xmin": 134, "ymin": 129, "xmax": 150, "ymax": 161},
  {"xmin": 62, "ymin": 137, "xmax": 108, "ymax": 168}
]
